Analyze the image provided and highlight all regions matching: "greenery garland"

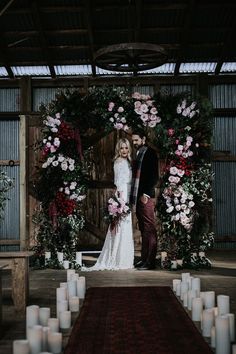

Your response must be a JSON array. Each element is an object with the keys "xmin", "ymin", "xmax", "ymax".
[{"xmin": 32, "ymin": 86, "xmax": 214, "ymax": 269}]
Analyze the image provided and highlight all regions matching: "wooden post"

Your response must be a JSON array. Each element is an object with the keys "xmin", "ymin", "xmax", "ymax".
[{"xmin": 19, "ymin": 115, "xmax": 27, "ymax": 250}]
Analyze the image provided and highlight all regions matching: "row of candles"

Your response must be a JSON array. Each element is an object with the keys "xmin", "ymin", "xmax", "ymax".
[
  {"xmin": 173, "ymin": 272, "xmax": 235, "ymax": 354},
  {"xmin": 13, "ymin": 269, "xmax": 86, "ymax": 354},
  {"xmin": 46, "ymin": 252, "xmax": 82, "ymax": 269}
]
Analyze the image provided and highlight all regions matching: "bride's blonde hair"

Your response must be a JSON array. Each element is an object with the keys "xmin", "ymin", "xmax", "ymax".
[{"xmin": 114, "ymin": 138, "xmax": 132, "ymax": 163}]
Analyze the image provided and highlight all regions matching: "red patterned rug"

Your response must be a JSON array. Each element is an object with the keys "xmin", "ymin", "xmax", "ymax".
[{"xmin": 65, "ymin": 286, "xmax": 213, "ymax": 354}]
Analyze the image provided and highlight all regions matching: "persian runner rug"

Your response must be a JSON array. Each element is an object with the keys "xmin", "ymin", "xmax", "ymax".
[{"xmin": 64, "ymin": 286, "xmax": 213, "ymax": 354}]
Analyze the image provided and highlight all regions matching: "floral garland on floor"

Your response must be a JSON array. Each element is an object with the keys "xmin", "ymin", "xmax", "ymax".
[{"xmin": 33, "ymin": 86, "xmax": 214, "ymax": 269}]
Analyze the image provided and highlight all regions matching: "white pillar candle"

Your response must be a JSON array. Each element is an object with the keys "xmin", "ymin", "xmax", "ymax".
[
  {"xmin": 215, "ymin": 315, "xmax": 230, "ymax": 354},
  {"xmin": 187, "ymin": 290, "xmax": 196, "ymax": 311},
  {"xmin": 70, "ymin": 273, "xmax": 79, "ymax": 281},
  {"xmin": 180, "ymin": 281, "xmax": 189, "ymax": 301},
  {"xmin": 13, "ymin": 340, "xmax": 30, "ymax": 354},
  {"xmin": 47, "ymin": 318, "xmax": 59, "ymax": 333},
  {"xmin": 60, "ymin": 282, "xmax": 68, "ymax": 289},
  {"xmin": 187, "ymin": 276, "xmax": 193, "ymax": 290},
  {"xmin": 59, "ymin": 310, "xmax": 71, "ymax": 330},
  {"xmin": 171, "ymin": 260, "xmax": 177, "ymax": 269},
  {"xmin": 161, "ymin": 251, "xmax": 167, "ymax": 262},
  {"xmin": 192, "ymin": 278, "xmax": 201, "ymax": 297},
  {"xmin": 202, "ymin": 309, "xmax": 214, "ymax": 337},
  {"xmin": 76, "ymin": 251, "xmax": 82, "ymax": 266},
  {"xmin": 181, "ymin": 272, "xmax": 190, "ymax": 282},
  {"xmin": 56, "ymin": 287, "xmax": 67, "ymax": 302},
  {"xmin": 192, "ymin": 297, "xmax": 203, "ymax": 321},
  {"xmin": 57, "ymin": 252, "xmax": 63, "ymax": 263},
  {"xmin": 226, "ymin": 313, "xmax": 235, "ymax": 342},
  {"xmin": 204, "ymin": 291, "xmax": 215, "ymax": 309},
  {"xmin": 77, "ymin": 277, "xmax": 86, "ymax": 299},
  {"xmin": 217, "ymin": 295, "xmax": 230, "ymax": 315},
  {"xmin": 176, "ymin": 282, "xmax": 181, "ymax": 297},
  {"xmin": 211, "ymin": 326, "xmax": 216, "ymax": 348},
  {"xmin": 42, "ymin": 326, "xmax": 50, "ymax": 352},
  {"xmin": 172, "ymin": 279, "xmax": 181, "ymax": 293},
  {"xmin": 69, "ymin": 296, "xmax": 80, "ymax": 312},
  {"xmin": 67, "ymin": 280, "xmax": 77, "ymax": 298},
  {"xmin": 48, "ymin": 332, "xmax": 62, "ymax": 354},
  {"xmin": 63, "ymin": 260, "xmax": 70, "ymax": 269},
  {"xmin": 27, "ymin": 325, "xmax": 43, "ymax": 354},
  {"xmin": 232, "ymin": 344, "xmax": 236, "ymax": 354},
  {"xmin": 176, "ymin": 259, "xmax": 183, "ymax": 267},
  {"xmin": 56, "ymin": 299, "xmax": 68, "ymax": 318},
  {"xmin": 199, "ymin": 251, "xmax": 205, "ymax": 258},
  {"xmin": 67, "ymin": 269, "xmax": 76, "ymax": 282},
  {"xmin": 39, "ymin": 308, "xmax": 51, "ymax": 327},
  {"xmin": 26, "ymin": 305, "xmax": 39, "ymax": 328},
  {"xmin": 183, "ymin": 292, "xmax": 188, "ymax": 307},
  {"xmin": 45, "ymin": 252, "xmax": 51, "ymax": 260}
]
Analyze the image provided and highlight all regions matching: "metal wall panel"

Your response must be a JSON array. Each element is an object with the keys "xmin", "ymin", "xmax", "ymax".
[
  {"xmin": 209, "ymin": 84, "xmax": 236, "ymax": 108},
  {"xmin": 33, "ymin": 87, "xmax": 78, "ymax": 111},
  {"xmin": 213, "ymin": 116, "xmax": 236, "ymax": 155},
  {"xmin": 0, "ymin": 88, "xmax": 20, "ymax": 112},
  {"xmin": 212, "ymin": 162, "xmax": 236, "ymax": 240},
  {"xmin": 131, "ymin": 86, "xmax": 154, "ymax": 96},
  {"xmin": 160, "ymin": 85, "xmax": 194, "ymax": 95},
  {"xmin": 0, "ymin": 120, "xmax": 20, "ymax": 250}
]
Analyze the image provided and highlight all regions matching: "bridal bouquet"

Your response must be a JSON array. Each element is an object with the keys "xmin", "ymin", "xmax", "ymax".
[{"xmin": 104, "ymin": 192, "xmax": 131, "ymax": 232}]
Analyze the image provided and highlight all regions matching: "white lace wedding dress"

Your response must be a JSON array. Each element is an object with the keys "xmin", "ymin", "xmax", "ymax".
[{"xmin": 82, "ymin": 157, "xmax": 134, "ymax": 271}]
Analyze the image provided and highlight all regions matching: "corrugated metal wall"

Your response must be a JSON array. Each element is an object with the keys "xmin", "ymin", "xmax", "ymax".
[
  {"xmin": 0, "ymin": 119, "xmax": 20, "ymax": 251},
  {"xmin": 0, "ymin": 88, "xmax": 20, "ymax": 112},
  {"xmin": 33, "ymin": 87, "xmax": 79, "ymax": 111},
  {"xmin": 210, "ymin": 84, "xmax": 236, "ymax": 247},
  {"xmin": 160, "ymin": 84, "xmax": 194, "ymax": 95}
]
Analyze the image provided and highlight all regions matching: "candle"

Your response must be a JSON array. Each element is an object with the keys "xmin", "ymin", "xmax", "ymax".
[
  {"xmin": 202, "ymin": 309, "xmax": 214, "ymax": 337},
  {"xmin": 57, "ymin": 252, "xmax": 63, "ymax": 263},
  {"xmin": 161, "ymin": 251, "xmax": 167, "ymax": 262},
  {"xmin": 232, "ymin": 344, "xmax": 236, "ymax": 354},
  {"xmin": 217, "ymin": 295, "xmax": 230, "ymax": 315},
  {"xmin": 172, "ymin": 279, "xmax": 181, "ymax": 293},
  {"xmin": 226, "ymin": 313, "xmax": 235, "ymax": 342},
  {"xmin": 42, "ymin": 326, "xmax": 50, "ymax": 352},
  {"xmin": 187, "ymin": 290, "xmax": 196, "ymax": 311},
  {"xmin": 59, "ymin": 310, "xmax": 71, "ymax": 330},
  {"xmin": 63, "ymin": 260, "xmax": 70, "ymax": 269},
  {"xmin": 26, "ymin": 305, "xmax": 39, "ymax": 328},
  {"xmin": 56, "ymin": 287, "xmax": 67, "ymax": 302},
  {"xmin": 192, "ymin": 297, "xmax": 203, "ymax": 322},
  {"xmin": 183, "ymin": 292, "xmax": 188, "ymax": 307},
  {"xmin": 176, "ymin": 259, "xmax": 183, "ymax": 267},
  {"xmin": 180, "ymin": 281, "xmax": 189, "ymax": 300},
  {"xmin": 199, "ymin": 251, "xmax": 205, "ymax": 258},
  {"xmin": 67, "ymin": 280, "xmax": 77, "ymax": 298},
  {"xmin": 45, "ymin": 251, "xmax": 51, "ymax": 259},
  {"xmin": 39, "ymin": 308, "xmax": 51, "ymax": 327},
  {"xmin": 69, "ymin": 296, "xmax": 80, "ymax": 312},
  {"xmin": 60, "ymin": 282, "xmax": 68, "ymax": 289},
  {"xmin": 192, "ymin": 278, "xmax": 201, "ymax": 297},
  {"xmin": 200, "ymin": 292, "xmax": 205, "ymax": 307},
  {"xmin": 76, "ymin": 251, "xmax": 82, "ymax": 266},
  {"xmin": 67, "ymin": 269, "xmax": 75, "ymax": 282},
  {"xmin": 70, "ymin": 273, "xmax": 79, "ymax": 281},
  {"xmin": 187, "ymin": 276, "xmax": 193, "ymax": 290},
  {"xmin": 77, "ymin": 276, "xmax": 86, "ymax": 299},
  {"xmin": 171, "ymin": 260, "xmax": 177, "ymax": 269},
  {"xmin": 176, "ymin": 282, "xmax": 181, "ymax": 297},
  {"xmin": 56, "ymin": 299, "xmax": 68, "ymax": 318},
  {"xmin": 204, "ymin": 291, "xmax": 215, "ymax": 309},
  {"xmin": 181, "ymin": 272, "xmax": 190, "ymax": 282},
  {"xmin": 215, "ymin": 315, "xmax": 230, "ymax": 354},
  {"xmin": 48, "ymin": 332, "xmax": 62, "ymax": 354},
  {"xmin": 211, "ymin": 326, "xmax": 216, "ymax": 348},
  {"xmin": 47, "ymin": 318, "xmax": 59, "ymax": 333},
  {"xmin": 27, "ymin": 325, "xmax": 43, "ymax": 354},
  {"xmin": 13, "ymin": 340, "xmax": 30, "ymax": 354}
]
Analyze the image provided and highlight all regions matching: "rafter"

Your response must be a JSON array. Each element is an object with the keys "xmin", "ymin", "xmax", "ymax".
[
  {"xmin": 84, "ymin": 0, "xmax": 96, "ymax": 76},
  {"xmin": 0, "ymin": 34, "xmax": 14, "ymax": 78}
]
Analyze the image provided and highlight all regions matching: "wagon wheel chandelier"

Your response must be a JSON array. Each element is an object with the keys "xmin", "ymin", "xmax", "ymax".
[{"xmin": 94, "ymin": 42, "xmax": 168, "ymax": 73}]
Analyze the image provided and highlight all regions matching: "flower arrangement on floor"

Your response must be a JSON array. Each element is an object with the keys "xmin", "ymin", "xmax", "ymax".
[
  {"xmin": 104, "ymin": 192, "xmax": 131, "ymax": 233},
  {"xmin": 33, "ymin": 86, "xmax": 214, "ymax": 269}
]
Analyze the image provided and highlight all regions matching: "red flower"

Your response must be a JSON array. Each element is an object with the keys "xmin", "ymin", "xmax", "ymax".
[
  {"xmin": 58, "ymin": 121, "xmax": 75, "ymax": 141},
  {"xmin": 55, "ymin": 192, "xmax": 77, "ymax": 216}
]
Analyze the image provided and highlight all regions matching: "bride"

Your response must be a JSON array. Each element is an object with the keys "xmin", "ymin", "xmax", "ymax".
[{"xmin": 82, "ymin": 138, "xmax": 134, "ymax": 270}]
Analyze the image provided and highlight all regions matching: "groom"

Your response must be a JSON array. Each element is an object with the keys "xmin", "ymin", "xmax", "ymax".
[{"xmin": 130, "ymin": 130, "xmax": 159, "ymax": 270}]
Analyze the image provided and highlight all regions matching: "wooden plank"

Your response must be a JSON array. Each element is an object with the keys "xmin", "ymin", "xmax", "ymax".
[
  {"xmin": 19, "ymin": 115, "xmax": 27, "ymax": 250},
  {"xmin": 0, "ymin": 240, "xmax": 20, "ymax": 245}
]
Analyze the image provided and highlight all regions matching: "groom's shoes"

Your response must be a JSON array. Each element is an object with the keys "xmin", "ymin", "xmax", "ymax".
[
  {"xmin": 134, "ymin": 260, "xmax": 145, "ymax": 268},
  {"xmin": 137, "ymin": 262, "xmax": 156, "ymax": 270}
]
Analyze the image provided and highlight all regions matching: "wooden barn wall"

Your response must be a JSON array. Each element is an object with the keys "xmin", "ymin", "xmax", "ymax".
[{"xmin": 1, "ymin": 76, "xmax": 236, "ymax": 249}]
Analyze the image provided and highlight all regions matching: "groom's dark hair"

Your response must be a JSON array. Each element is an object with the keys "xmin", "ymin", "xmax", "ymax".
[{"xmin": 132, "ymin": 128, "xmax": 146, "ymax": 139}]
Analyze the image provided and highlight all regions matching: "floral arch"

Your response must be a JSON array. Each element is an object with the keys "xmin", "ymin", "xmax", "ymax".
[{"xmin": 32, "ymin": 86, "xmax": 214, "ymax": 269}]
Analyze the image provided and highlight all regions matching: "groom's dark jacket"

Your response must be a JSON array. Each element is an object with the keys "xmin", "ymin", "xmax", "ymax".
[{"xmin": 137, "ymin": 146, "xmax": 159, "ymax": 199}]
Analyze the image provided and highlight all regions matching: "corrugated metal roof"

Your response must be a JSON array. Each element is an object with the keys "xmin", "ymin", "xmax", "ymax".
[
  {"xmin": 179, "ymin": 62, "xmax": 217, "ymax": 73},
  {"xmin": 55, "ymin": 65, "xmax": 92, "ymax": 75},
  {"xmin": 11, "ymin": 66, "xmax": 51, "ymax": 76},
  {"xmin": 0, "ymin": 67, "xmax": 8, "ymax": 77},
  {"xmin": 221, "ymin": 62, "xmax": 236, "ymax": 73}
]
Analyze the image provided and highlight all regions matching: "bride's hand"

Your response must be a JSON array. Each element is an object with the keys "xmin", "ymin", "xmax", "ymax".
[{"xmin": 140, "ymin": 194, "xmax": 148, "ymax": 204}]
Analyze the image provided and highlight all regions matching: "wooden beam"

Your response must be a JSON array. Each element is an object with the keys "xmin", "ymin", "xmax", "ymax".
[
  {"xmin": 0, "ymin": 0, "xmax": 15, "ymax": 17},
  {"xmin": 0, "ymin": 34, "xmax": 14, "ymax": 78},
  {"xmin": 84, "ymin": 0, "xmax": 96, "ymax": 76}
]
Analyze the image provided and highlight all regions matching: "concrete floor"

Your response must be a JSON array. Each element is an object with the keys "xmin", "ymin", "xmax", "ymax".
[{"xmin": 0, "ymin": 250, "xmax": 235, "ymax": 354}]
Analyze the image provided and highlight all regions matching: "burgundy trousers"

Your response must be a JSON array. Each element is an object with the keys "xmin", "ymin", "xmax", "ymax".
[{"xmin": 136, "ymin": 198, "xmax": 157, "ymax": 265}]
